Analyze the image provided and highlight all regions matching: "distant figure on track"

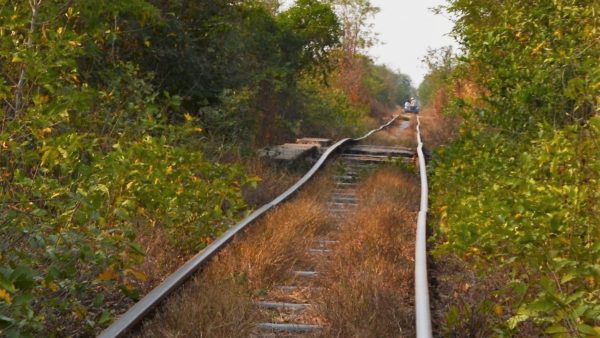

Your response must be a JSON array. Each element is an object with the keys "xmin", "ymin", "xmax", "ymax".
[{"xmin": 405, "ymin": 97, "xmax": 419, "ymax": 113}]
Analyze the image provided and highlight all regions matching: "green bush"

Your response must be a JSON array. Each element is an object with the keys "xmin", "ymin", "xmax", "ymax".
[
  {"xmin": 0, "ymin": 3, "xmax": 253, "ymax": 335},
  {"xmin": 431, "ymin": 118, "xmax": 600, "ymax": 335},
  {"xmin": 0, "ymin": 1, "xmax": 414, "ymax": 335},
  {"xmin": 298, "ymin": 77, "xmax": 372, "ymax": 138},
  {"xmin": 429, "ymin": 0, "xmax": 600, "ymax": 335}
]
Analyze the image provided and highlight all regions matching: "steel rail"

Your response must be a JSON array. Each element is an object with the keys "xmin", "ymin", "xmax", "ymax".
[
  {"xmin": 415, "ymin": 116, "xmax": 433, "ymax": 338},
  {"xmin": 98, "ymin": 116, "xmax": 400, "ymax": 338}
]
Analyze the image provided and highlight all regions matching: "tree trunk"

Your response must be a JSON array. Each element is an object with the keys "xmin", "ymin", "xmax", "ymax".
[{"xmin": 13, "ymin": 0, "xmax": 42, "ymax": 118}]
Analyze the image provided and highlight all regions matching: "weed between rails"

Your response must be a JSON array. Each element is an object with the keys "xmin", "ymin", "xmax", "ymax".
[
  {"xmin": 314, "ymin": 167, "xmax": 420, "ymax": 337},
  {"xmin": 132, "ymin": 175, "xmax": 334, "ymax": 337},
  {"xmin": 131, "ymin": 145, "xmax": 421, "ymax": 337},
  {"xmin": 368, "ymin": 114, "xmax": 418, "ymax": 148}
]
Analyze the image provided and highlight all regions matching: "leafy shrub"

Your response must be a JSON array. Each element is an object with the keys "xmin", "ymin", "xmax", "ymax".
[
  {"xmin": 428, "ymin": 1, "xmax": 600, "ymax": 334},
  {"xmin": 0, "ymin": 4, "xmax": 253, "ymax": 335},
  {"xmin": 431, "ymin": 118, "xmax": 600, "ymax": 335},
  {"xmin": 0, "ymin": 0, "xmax": 411, "ymax": 335},
  {"xmin": 445, "ymin": 0, "xmax": 599, "ymax": 130},
  {"xmin": 298, "ymin": 77, "xmax": 373, "ymax": 138}
]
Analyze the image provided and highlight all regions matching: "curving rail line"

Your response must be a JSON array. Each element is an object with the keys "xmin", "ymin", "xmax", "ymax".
[
  {"xmin": 99, "ymin": 116, "xmax": 409, "ymax": 338},
  {"xmin": 415, "ymin": 116, "xmax": 432, "ymax": 338}
]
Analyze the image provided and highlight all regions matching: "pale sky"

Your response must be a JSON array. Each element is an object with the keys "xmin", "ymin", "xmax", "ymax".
[
  {"xmin": 281, "ymin": 0, "xmax": 458, "ymax": 87},
  {"xmin": 368, "ymin": 0, "xmax": 458, "ymax": 86}
]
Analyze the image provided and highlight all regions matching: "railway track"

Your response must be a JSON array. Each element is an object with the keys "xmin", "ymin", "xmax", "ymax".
[
  {"xmin": 99, "ymin": 115, "xmax": 432, "ymax": 338},
  {"xmin": 252, "ymin": 144, "xmax": 414, "ymax": 336}
]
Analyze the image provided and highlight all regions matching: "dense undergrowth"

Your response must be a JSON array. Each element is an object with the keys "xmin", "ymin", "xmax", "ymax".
[
  {"xmin": 424, "ymin": 0, "xmax": 600, "ymax": 336},
  {"xmin": 132, "ymin": 174, "xmax": 334, "ymax": 337},
  {"xmin": 0, "ymin": 0, "xmax": 412, "ymax": 336},
  {"xmin": 315, "ymin": 166, "xmax": 419, "ymax": 337},
  {"xmin": 432, "ymin": 119, "xmax": 600, "ymax": 336}
]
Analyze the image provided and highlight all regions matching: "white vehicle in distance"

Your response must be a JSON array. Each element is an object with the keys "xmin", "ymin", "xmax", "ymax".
[{"xmin": 404, "ymin": 97, "xmax": 420, "ymax": 113}]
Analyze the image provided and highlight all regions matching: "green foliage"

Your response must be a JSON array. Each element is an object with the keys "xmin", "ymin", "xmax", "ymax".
[
  {"xmin": 0, "ymin": 2, "xmax": 253, "ymax": 335},
  {"xmin": 362, "ymin": 61, "xmax": 412, "ymax": 108},
  {"xmin": 0, "ymin": 0, "xmax": 411, "ymax": 335},
  {"xmin": 328, "ymin": 0, "xmax": 380, "ymax": 56},
  {"xmin": 113, "ymin": 0, "xmax": 342, "ymax": 134},
  {"xmin": 428, "ymin": 0, "xmax": 600, "ymax": 335},
  {"xmin": 418, "ymin": 46, "xmax": 456, "ymax": 108},
  {"xmin": 297, "ymin": 76, "xmax": 372, "ymax": 137},
  {"xmin": 326, "ymin": 0, "xmax": 404, "ymax": 115},
  {"xmin": 445, "ymin": 0, "xmax": 599, "ymax": 130},
  {"xmin": 431, "ymin": 119, "xmax": 600, "ymax": 334},
  {"xmin": 117, "ymin": 0, "xmax": 282, "ymax": 109},
  {"xmin": 277, "ymin": 0, "xmax": 341, "ymax": 77}
]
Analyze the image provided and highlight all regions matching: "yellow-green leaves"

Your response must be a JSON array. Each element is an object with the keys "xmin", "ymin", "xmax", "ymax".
[
  {"xmin": 0, "ymin": 290, "xmax": 12, "ymax": 305},
  {"xmin": 431, "ymin": 120, "xmax": 600, "ymax": 334},
  {"xmin": 433, "ymin": 1, "xmax": 599, "ymax": 331}
]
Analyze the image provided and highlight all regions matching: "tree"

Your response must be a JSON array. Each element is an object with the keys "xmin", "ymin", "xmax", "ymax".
[
  {"xmin": 418, "ymin": 46, "xmax": 457, "ymax": 109},
  {"xmin": 277, "ymin": 0, "xmax": 341, "ymax": 78},
  {"xmin": 444, "ymin": 0, "xmax": 599, "ymax": 130},
  {"xmin": 428, "ymin": 0, "xmax": 600, "ymax": 335},
  {"xmin": 327, "ymin": 0, "xmax": 379, "ymax": 62},
  {"xmin": 0, "ymin": 1, "xmax": 253, "ymax": 335},
  {"xmin": 325, "ymin": 0, "xmax": 379, "ymax": 105}
]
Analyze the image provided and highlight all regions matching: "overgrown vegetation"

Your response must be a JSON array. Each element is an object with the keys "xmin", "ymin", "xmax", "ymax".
[
  {"xmin": 425, "ymin": 0, "xmax": 600, "ymax": 336},
  {"xmin": 0, "ymin": 0, "xmax": 412, "ymax": 335},
  {"xmin": 314, "ymin": 167, "xmax": 419, "ymax": 337},
  {"xmin": 133, "ymin": 178, "xmax": 333, "ymax": 337}
]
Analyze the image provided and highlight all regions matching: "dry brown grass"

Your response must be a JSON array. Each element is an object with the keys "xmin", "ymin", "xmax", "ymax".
[
  {"xmin": 226, "ymin": 196, "xmax": 332, "ymax": 290},
  {"xmin": 242, "ymin": 157, "xmax": 303, "ymax": 208},
  {"xmin": 313, "ymin": 167, "xmax": 419, "ymax": 337},
  {"xmin": 358, "ymin": 167, "xmax": 420, "ymax": 211},
  {"xmin": 419, "ymin": 107, "xmax": 460, "ymax": 150},
  {"xmin": 368, "ymin": 114, "xmax": 418, "ymax": 148},
  {"xmin": 136, "ymin": 227, "xmax": 189, "ymax": 292},
  {"xmin": 429, "ymin": 254, "xmax": 534, "ymax": 337},
  {"xmin": 132, "ymin": 269, "xmax": 259, "ymax": 338},
  {"xmin": 132, "ymin": 156, "xmax": 302, "ymax": 293},
  {"xmin": 131, "ymin": 174, "xmax": 334, "ymax": 337}
]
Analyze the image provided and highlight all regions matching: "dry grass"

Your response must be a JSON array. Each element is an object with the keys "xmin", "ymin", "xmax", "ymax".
[
  {"xmin": 136, "ymin": 227, "xmax": 189, "ymax": 292},
  {"xmin": 358, "ymin": 167, "xmax": 420, "ymax": 211},
  {"xmin": 132, "ymin": 157, "xmax": 302, "ymax": 293},
  {"xmin": 242, "ymin": 157, "xmax": 303, "ymax": 208},
  {"xmin": 368, "ymin": 114, "xmax": 418, "ymax": 148},
  {"xmin": 429, "ymin": 254, "xmax": 534, "ymax": 337},
  {"xmin": 132, "ymin": 269, "xmax": 259, "ymax": 338},
  {"xmin": 419, "ymin": 107, "xmax": 460, "ymax": 150},
  {"xmin": 226, "ymin": 196, "xmax": 332, "ymax": 290},
  {"xmin": 313, "ymin": 167, "xmax": 419, "ymax": 337},
  {"xmin": 132, "ymin": 174, "xmax": 334, "ymax": 337}
]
